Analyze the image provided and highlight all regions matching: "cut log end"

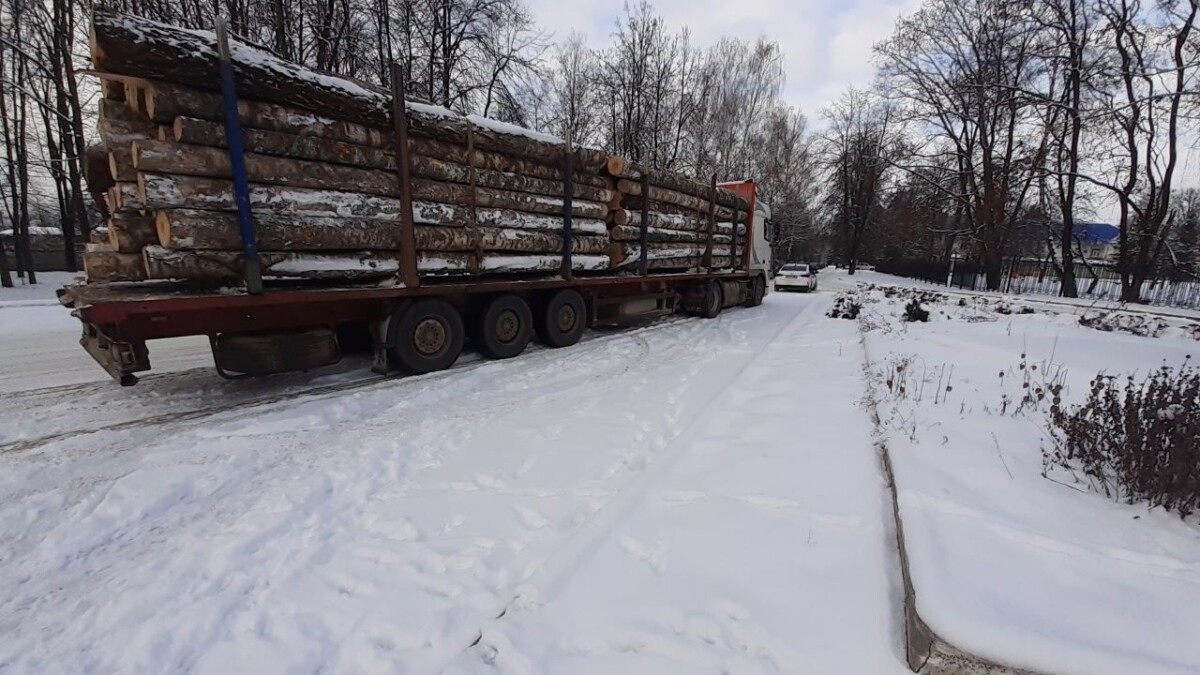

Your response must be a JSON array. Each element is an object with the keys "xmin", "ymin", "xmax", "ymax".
[{"xmin": 606, "ymin": 155, "xmax": 626, "ymax": 177}]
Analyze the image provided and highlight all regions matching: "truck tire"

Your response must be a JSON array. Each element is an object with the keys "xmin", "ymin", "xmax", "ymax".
[
  {"xmin": 477, "ymin": 294, "xmax": 533, "ymax": 359},
  {"xmin": 700, "ymin": 280, "xmax": 724, "ymax": 319},
  {"xmin": 536, "ymin": 289, "xmax": 586, "ymax": 348},
  {"xmin": 745, "ymin": 276, "xmax": 765, "ymax": 307},
  {"xmin": 388, "ymin": 299, "xmax": 465, "ymax": 375}
]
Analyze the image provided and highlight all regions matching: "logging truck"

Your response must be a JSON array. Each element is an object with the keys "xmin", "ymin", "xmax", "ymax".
[
  {"xmin": 61, "ymin": 11, "xmax": 773, "ymax": 385},
  {"xmin": 59, "ymin": 182, "xmax": 771, "ymax": 386}
]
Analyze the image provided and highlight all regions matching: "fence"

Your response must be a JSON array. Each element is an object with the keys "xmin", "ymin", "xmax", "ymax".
[{"xmin": 876, "ymin": 258, "xmax": 1200, "ymax": 311}]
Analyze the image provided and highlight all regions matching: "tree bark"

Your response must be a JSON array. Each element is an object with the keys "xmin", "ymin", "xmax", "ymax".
[
  {"xmin": 108, "ymin": 147, "xmax": 137, "ymax": 182},
  {"xmin": 609, "ymin": 225, "xmax": 733, "ymax": 244},
  {"xmin": 610, "ymin": 243, "xmax": 733, "ymax": 267},
  {"xmin": 109, "ymin": 182, "xmax": 142, "ymax": 212},
  {"xmin": 84, "ymin": 244, "xmax": 146, "ymax": 282},
  {"xmin": 156, "ymin": 210, "xmax": 609, "ymax": 254},
  {"xmin": 97, "ymin": 97, "xmax": 156, "ymax": 147},
  {"xmin": 132, "ymin": 140, "xmax": 610, "ymax": 217},
  {"xmin": 616, "ymin": 179, "xmax": 744, "ymax": 221},
  {"xmin": 609, "ymin": 208, "xmax": 742, "ymax": 233}
]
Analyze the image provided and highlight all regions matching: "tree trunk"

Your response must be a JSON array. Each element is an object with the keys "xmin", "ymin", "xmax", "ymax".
[
  {"xmin": 156, "ymin": 210, "xmax": 610, "ymax": 254},
  {"xmin": 609, "ymin": 225, "xmax": 732, "ymax": 244},
  {"xmin": 108, "ymin": 213, "xmax": 158, "ymax": 252},
  {"xmin": 607, "ymin": 156, "xmax": 749, "ymax": 211},
  {"xmin": 131, "ymin": 140, "xmax": 611, "ymax": 216},
  {"xmin": 83, "ymin": 244, "xmax": 147, "ymax": 282},
  {"xmin": 137, "ymin": 174, "xmax": 610, "ymax": 235}
]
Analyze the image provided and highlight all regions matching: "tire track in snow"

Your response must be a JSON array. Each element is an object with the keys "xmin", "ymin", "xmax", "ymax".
[
  {"xmin": 427, "ymin": 295, "xmax": 831, "ymax": 672},
  {"xmin": 0, "ymin": 315, "xmax": 693, "ymax": 455}
]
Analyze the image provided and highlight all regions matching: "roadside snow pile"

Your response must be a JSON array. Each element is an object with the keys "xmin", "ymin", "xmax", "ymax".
[{"xmin": 860, "ymin": 286, "xmax": 1200, "ymax": 674}]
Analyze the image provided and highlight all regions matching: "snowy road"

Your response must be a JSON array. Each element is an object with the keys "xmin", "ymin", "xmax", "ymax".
[{"xmin": 0, "ymin": 290, "xmax": 908, "ymax": 674}]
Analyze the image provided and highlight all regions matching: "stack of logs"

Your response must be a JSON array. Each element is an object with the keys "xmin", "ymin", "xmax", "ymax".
[{"xmin": 81, "ymin": 10, "xmax": 749, "ymax": 285}]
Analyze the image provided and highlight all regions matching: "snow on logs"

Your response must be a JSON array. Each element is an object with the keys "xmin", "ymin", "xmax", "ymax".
[{"xmin": 83, "ymin": 10, "xmax": 751, "ymax": 284}]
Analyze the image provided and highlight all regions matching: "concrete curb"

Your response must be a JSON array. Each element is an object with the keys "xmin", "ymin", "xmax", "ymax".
[{"xmin": 857, "ymin": 331, "xmax": 1039, "ymax": 675}]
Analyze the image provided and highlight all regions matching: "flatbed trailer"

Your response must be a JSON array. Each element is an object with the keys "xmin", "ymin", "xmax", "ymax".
[{"xmin": 60, "ymin": 182, "xmax": 772, "ymax": 386}]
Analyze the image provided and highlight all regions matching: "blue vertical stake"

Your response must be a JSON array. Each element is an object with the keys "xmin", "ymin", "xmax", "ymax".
[{"xmin": 216, "ymin": 18, "xmax": 263, "ymax": 294}]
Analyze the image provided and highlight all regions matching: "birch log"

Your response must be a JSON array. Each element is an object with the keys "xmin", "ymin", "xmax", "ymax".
[{"xmin": 84, "ymin": 244, "xmax": 146, "ymax": 282}]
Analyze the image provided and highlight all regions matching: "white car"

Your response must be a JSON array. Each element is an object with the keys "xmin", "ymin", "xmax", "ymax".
[{"xmin": 774, "ymin": 263, "xmax": 818, "ymax": 292}]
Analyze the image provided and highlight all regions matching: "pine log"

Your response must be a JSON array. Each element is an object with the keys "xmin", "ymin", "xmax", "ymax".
[
  {"xmin": 108, "ymin": 147, "xmax": 137, "ymax": 182},
  {"xmin": 608, "ymin": 224, "xmax": 732, "ymax": 244},
  {"xmin": 479, "ymin": 254, "xmax": 609, "ymax": 274},
  {"xmin": 142, "ymin": 246, "xmax": 609, "ymax": 281},
  {"xmin": 131, "ymin": 140, "xmax": 610, "ymax": 216},
  {"xmin": 84, "ymin": 244, "xmax": 146, "ymax": 282},
  {"xmin": 407, "ymin": 136, "xmax": 613, "ymax": 190},
  {"xmin": 156, "ymin": 210, "xmax": 611, "ymax": 254},
  {"xmin": 609, "ymin": 243, "xmax": 733, "ymax": 267},
  {"xmin": 142, "ymin": 79, "xmax": 390, "ymax": 147},
  {"xmin": 98, "ymin": 97, "xmax": 156, "ymax": 147},
  {"xmin": 643, "ymin": 255, "xmax": 732, "ymax": 271},
  {"xmin": 410, "ymin": 179, "xmax": 607, "ymax": 219},
  {"xmin": 108, "ymin": 213, "xmax": 157, "ymax": 252},
  {"xmin": 609, "ymin": 208, "xmax": 744, "ymax": 234},
  {"xmin": 606, "ymin": 156, "xmax": 749, "ymax": 212},
  {"xmin": 109, "ymin": 182, "xmax": 142, "ymax": 212},
  {"xmin": 410, "ymin": 154, "xmax": 613, "ymax": 203},
  {"xmin": 137, "ymin": 173, "xmax": 610, "ymax": 233},
  {"xmin": 616, "ymin": 180, "xmax": 745, "ymax": 221},
  {"xmin": 86, "ymin": 145, "xmax": 115, "ymax": 194},
  {"xmin": 143, "ymin": 246, "xmax": 416, "ymax": 281},
  {"xmin": 172, "ymin": 116, "xmax": 616, "ymax": 196},
  {"xmin": 90, "ymin": 12, "xmax": 610, "ymax": 169}
]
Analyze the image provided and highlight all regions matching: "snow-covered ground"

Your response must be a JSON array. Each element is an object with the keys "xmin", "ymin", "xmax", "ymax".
[
  {"xmin": 0, "ymin": 285, "xmax": 910, "ymax": 674},
  {"xmin": 828, "ymin": 270, "xmax": 1200, "ymax": 675},
  {"xmin": 0, "ymin": 273, "xmax": 213, "ymax": 393}
]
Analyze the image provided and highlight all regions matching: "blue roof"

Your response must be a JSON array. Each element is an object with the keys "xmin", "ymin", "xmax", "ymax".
[{"xmin": 1074, "ymin": 222, "xmax": 1120, "ymax": 245}]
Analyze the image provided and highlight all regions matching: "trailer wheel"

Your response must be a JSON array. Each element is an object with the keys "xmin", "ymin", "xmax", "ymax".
[
  {"xmin": 700, "ymin": 280, "xmax": 724, "ymax": 318},
  {"xmin": 478, "ymin": 294, "xmax": 533, "ymax": 359},
  {"xmin": 389, "ymin": 299, "xmax": 464, "ymax": 375},
  {"xmin": 536, "ymin": 289, "xmax": 586, "ymax": 348},
  {"xmin": 745, "ymin": 275, "xmax": 765, "ymax": 307}
]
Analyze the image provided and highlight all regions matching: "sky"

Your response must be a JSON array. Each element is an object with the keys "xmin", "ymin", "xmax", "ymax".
[
  {"xmin": 524, "ymin": 0, "xmax": 924, "ymax": 120},
  {"xmin": 526, "ymin": 0, "xmax": 1198, "ymax": 224}
]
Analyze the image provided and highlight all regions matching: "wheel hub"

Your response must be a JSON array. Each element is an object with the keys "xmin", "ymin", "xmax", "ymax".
[
  {"xmin": 413, "ymin": 317, "xmax": 447, "ymax": 356},
  {"xmin": 555, "ymin": 304, "xmax": 577, "ymax": 332},
  {"xmin": 495, "ymin": 309, "xmax": 520, "ymax": 343}
]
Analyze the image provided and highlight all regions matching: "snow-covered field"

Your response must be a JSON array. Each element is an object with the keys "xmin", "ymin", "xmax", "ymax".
[
  {"xmin": 3, "ymin": 271, "xmax": 1197, "ymax": 674},
  {"xmin": 0, "ymin": 279, "xmax": 909, "ymax": 674},
  {"xmin": 827, "ymin": 271, "xmax": 1200, "ymax": 675}
]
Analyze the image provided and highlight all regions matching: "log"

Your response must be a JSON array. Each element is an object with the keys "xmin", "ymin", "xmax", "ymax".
[
  {"xmin": 90, "ymin": 12, "xmax": 610, "ymax": 169},
  {"xmin": 137, "ymin": 173, "xmax": 610, "ymax": 234},
  {"xmin": 98, "ymin": 97, "xmax": 155, "ymax": 146},
  {"xmin": 609, "ymin": 224, "xmax": 731, "ymax": 244},
  {"xmin": 143, "ymin": 246, "xmax": 421, "ymax": 281},
  {"xmin": 132, "ymin": 141, "xmax": 610, "ymax": 216},
  {"xmin": 156, "ymin": 210, "xmax": 611, "ymax": 254},
  {"xmin": 616, "ymin": 180, "xmax": 743, "ymax": 221},
  {"xmin": 101, "ymin": 78, "xmax": 125, "ymax": 101},
  {"xmin": 143, "ymin": 79, "xmax": 389, "ymax": 147},
  {"xmin": 173, "ymin": 116, "xmax": 614, "ymax": 192},
  {"xmin": 410, "ymin": 178, "xmax": 607, "ymax": 219},
  {"xmin": 109, "ymin": 182, "xmax": 142, "ymax": 212},
  {"xmin": 606, "ymin": 156, "xmax": 749, "ymax": 212},
  {"xmin": 609, "ymin": 208, "xmax": 744, "ymax": 234},
  {"xmin": 108, "ymin": 147, "xmax": 137, "ymax": 182},
  {"xmin": 642, "ymin": 255, "xmax": 732, "ymax": 271},
  {"xmin": 479, "ymin": 254, "xmax": 609, "ymax": 274},
  {"xmin": 410, "ymin": 154, "xmax": 613, "ymax": 203},
  {"xmin": 108, "ymin": 212, "xmax": 157, "ymax": 252},
  {"xmin": 84, "ymin": 244, "xmax": 146, "ymax": 282},
  {"xmin": 610, "ymin": 243, "xmax": 733, "ymax": 267},
  {"xmin": 142, "ymin": 246, "xmax": 609, "ymax": 281}
]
